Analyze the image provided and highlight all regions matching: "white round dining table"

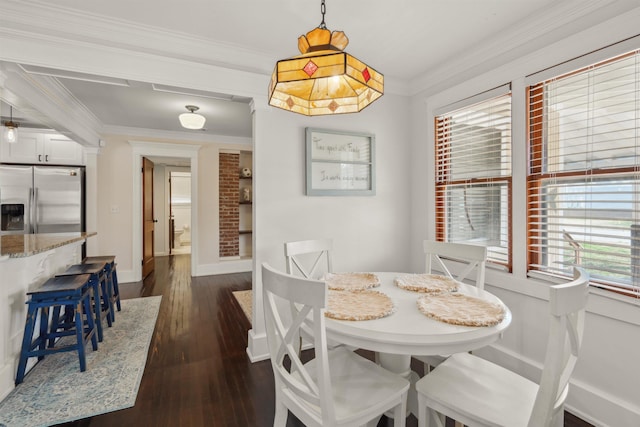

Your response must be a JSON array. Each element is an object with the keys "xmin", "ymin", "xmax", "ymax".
[{"xmin": 323, "ymin": 272, "xmax": 512, "ymax": 420}]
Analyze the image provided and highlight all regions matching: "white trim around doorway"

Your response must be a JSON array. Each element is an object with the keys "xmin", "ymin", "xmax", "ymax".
[{"xmin": 130, "ymin": 141, "xmax": 201, "ymax": 281}]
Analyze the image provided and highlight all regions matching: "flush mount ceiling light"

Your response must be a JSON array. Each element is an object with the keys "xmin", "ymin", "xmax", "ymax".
[
  {"xmin": 268, "ymin": 0, "xmax": 383, "ymax": 116},
  {"xmin": 179, "ymin": 105, "xmax": 206, "ymax": 129},
  {"xmin": 2, "ymin": 105, "xmax": 19, "ymax": 144}
]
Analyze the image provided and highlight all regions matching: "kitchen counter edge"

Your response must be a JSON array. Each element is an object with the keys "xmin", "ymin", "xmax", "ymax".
[{"xmin": 0, "ymin": 232, "xmax": 97, "ymax": 258}]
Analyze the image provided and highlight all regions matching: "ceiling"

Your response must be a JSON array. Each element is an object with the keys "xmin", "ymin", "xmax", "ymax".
[{"xmin": 1, "ymin": 0, "xmax": 638, "ymax": 142}]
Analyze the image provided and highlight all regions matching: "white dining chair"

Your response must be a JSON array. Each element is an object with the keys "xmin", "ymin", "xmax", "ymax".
[
  {"xmin": 415, "ymin": 267, "xmax": 589, "ymax": 427},
  {"xmin": 414, "ymin": 240, "xmax": 488, "ymax": 372},
  {"xmin": 285, "ymin": 238, "xmax": 341, "ymax": 353},
  {"xmin": 423, "ymin": 240, "xmax": 487, "ymax": 290},
  {"xmin": 284, "ymin": 238, "xmax": 333, "ymax": 279},
  {"xmin": 262, "ymin": 262, "xmax": 410, "ymax": 427}
]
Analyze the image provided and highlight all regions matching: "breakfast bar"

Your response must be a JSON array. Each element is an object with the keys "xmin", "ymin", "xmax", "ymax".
[{"xmin": 0, "ymin": 232, "xmax": 96, "ymax": 400}]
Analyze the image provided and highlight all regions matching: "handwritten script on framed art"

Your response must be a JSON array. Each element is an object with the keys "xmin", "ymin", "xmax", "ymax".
[{"xmin": 305, "ymin": 128, "xmax": 376, "ymax": 196}]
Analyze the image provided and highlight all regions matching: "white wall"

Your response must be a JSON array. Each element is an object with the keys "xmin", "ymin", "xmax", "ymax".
[
  {"xmin": 410, "ymin": 9, "xmax": 640, "ymax": 427},
  {"xmin": 248, "ymin": 93, "xmax": 412, "ymax": 360},
  {"xmin": 94, "ymin": 135, "xmax": 134, "ymax": 273},
  {"xmin": 255, "ymin": 97, "xmax": 411, "ymax": 273}
]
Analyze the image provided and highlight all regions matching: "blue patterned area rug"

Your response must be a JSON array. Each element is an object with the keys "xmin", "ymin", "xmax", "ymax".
[{"xmin": 0, "ymin": 296, "xmax": 162, "ymax": 427}]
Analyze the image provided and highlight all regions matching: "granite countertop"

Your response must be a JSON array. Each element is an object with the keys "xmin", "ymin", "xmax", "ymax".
[{"xmin": 0, "ymin": 232, "xmax": 97, "ymax": 258}]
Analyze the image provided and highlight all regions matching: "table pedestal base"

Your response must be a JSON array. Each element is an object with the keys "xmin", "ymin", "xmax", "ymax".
[{"xmin": 362, "ymin": 353, "xmax": 421, "ymax": 425}]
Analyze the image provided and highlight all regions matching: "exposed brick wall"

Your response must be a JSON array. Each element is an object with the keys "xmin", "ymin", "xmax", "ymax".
[{"xmin": 219, "ymin": 153, "xmax": 240, "ymax": 257}]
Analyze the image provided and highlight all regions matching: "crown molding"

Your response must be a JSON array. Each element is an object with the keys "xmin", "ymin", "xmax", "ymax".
[
  {"xmin": 411, "ymin": 0, "xmax": 638, "ymax": 96},
  {"xmin": 0, "ymin": 0, "xmax": 412, "ymax": 98},
  {"xmin": 83, "ymin": 146, "xmax": 101, "ymax": 156},
  {"xmin": 0, "ymin": 0, "xmax": 275, "ymax": 76},
  {"xmin": 103, "ymin": 125, "xmax": 252, "ymax": 146},
  {"xmin": 3, "ymin": 0, "xmax": 635, "ymax": 100},
  {"xmin": 129, "ymin": 140, "xmax": 202, "ymax": 154},
  {"xmin": 0, "ymin": 26, "xmax": 270, "ymax": 99}
]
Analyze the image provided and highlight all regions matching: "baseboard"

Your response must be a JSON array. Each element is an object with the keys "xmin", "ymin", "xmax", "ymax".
[
  {"xmin": 564, "ymin": 375, "xmax": 640, "ymax": 427},
  {"xmin": 118, "ymin": 259, "xmax": 252, "ymax": 282},
  {"xmin": 194, "ymin": 259, "xmax": 252, "ymax": 276},
  {"xmin": 118, "ymin": 269, "xmax": 137, "ymax": 284},
  {"xmin": 0, "ymin": 363, "xmax": 14, "ymax": 402},
  {"xmin": 476, "ymin": 345, "xmax": 640, "ymax": 427},
  {"xmin": 247, "ymin": 329, "xmax": 270, "ymax": 362}
]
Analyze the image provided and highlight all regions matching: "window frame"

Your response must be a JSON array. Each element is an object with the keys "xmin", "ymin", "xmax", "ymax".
[
  {"xmin": 526, "ymin": 50, "xmax": 640, "ymax": 297},
  {"xmin": 434, "ymin": 91, "xmax": 513, "ymax": 270}
]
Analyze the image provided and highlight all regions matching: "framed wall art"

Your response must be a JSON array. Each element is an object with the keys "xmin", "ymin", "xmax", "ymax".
[{"xmin": 305, "ymin": 127, "xmax": 376, "ymax": 196}]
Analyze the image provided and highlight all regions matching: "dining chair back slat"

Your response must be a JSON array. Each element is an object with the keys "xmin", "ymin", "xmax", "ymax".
[
  {"xmin": 285, "ymin": 238, "xmax": 333, "ymax": 279},
  {"xmin": 424, "ymin": 240, "xmax": 487, "ymax": 290},
  {"xmin": 284, "ymin": 238, "xmax": 335, "ymax": 353}
]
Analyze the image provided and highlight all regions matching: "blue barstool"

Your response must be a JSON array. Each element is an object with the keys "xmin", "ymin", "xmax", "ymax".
[
  {"xmin": 16, "ymin": 274, "xmax": 98, "ymax": 385},
  {"xmin": 57, "ymin": 263, "xmax": 113, "ymax": 342},
  {"xmin": 83, "ymin": 255, "xmax": 121, "ymax": 316}
]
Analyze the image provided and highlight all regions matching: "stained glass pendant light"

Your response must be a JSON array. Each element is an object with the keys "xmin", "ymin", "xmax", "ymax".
[{"xmin": 268, "ymin": 0, "xmax": 383, "ymax": 116}]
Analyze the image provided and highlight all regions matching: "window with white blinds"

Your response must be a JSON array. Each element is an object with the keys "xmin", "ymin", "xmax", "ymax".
[
  {"xmin": 527, "ymin": 50, "xmax": 640, "ymax": 297},
  {"xmin": 435, "ymin": 92, "xmax": 512, "ymax": 267}
]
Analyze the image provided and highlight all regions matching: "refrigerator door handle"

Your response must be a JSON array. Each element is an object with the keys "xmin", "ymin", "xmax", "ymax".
[{"xmin": 32, "ymin": 187, "xmax": 38, "ymax": 234}]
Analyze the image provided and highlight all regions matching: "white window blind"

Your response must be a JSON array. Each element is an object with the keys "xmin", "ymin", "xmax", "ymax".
[
  {"xmin": 435, "ymin": 92, "xmax": 512, "ymax": 266},
  {"xmin": 527, "ymin": 49, "xmax": 640, "ymax": 297}
]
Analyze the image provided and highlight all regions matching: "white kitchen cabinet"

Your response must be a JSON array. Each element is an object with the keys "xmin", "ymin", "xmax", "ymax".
[{"xmin": 0, "ymin": 131, "xmax": 83, "ymax": 165}]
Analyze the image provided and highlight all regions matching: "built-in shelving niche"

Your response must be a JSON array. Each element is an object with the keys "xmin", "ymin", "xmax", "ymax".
[{"xmin": 218, "ymin": 149, "xmax": 252, "ymax": 260}]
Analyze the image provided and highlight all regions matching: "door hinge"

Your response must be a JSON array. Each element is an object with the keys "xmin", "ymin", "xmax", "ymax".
[{"xmin": 141, "ymin": 259, "xmax": 144, "ymax": 266}]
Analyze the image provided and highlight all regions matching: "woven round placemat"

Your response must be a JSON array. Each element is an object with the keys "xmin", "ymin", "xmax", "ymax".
[
  {"xmin": 417, "ymin": 293, "xmax": 505, "ymax": 327},
  {"xmin": 326, "ymin": 289, "xmax": 395, "ymax": 321},
  {"xmin": 394, "ymin": 273, "xmax": 458, "ymax": 294},
  {"xmin": 324, "ymin": 272, "xmax": 380, "ymax": 291}
]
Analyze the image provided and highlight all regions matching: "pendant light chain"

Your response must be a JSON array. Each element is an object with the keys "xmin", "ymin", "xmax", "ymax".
[{"xmin": 319, "ymin": 0, "xmax": 327, "ymax": 29}]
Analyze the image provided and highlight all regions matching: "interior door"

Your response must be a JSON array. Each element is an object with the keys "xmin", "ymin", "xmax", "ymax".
[
  {"xmin": 169, "ymin": 172, "xmax": 173, "ymax": 254},
  {"xmin": 142, "ymin": 157, "xmax": 155, "ymax": 278}
]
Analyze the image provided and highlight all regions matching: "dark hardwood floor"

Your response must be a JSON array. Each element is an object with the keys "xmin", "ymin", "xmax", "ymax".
[{"xmin": 58, "ymin": 254, "xmax": 593, "ymax": 427}]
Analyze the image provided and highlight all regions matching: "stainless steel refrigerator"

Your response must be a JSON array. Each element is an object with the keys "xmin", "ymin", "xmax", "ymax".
[{"xmin": 0, "ymin": 164, "xmax": 85, "ymax": 235}]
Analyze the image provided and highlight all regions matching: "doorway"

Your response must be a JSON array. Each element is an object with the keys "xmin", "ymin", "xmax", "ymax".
[
  {"xmin": 152, "ymin": 163, "xmax": 192, "ymax": 257},
  {"xmin": 169, "ymin": 171, "xmax": 192, "ymax": 255},
  {"xmin": 130, "ymin": 141, "xmax": 200, "ymax": 282}
]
